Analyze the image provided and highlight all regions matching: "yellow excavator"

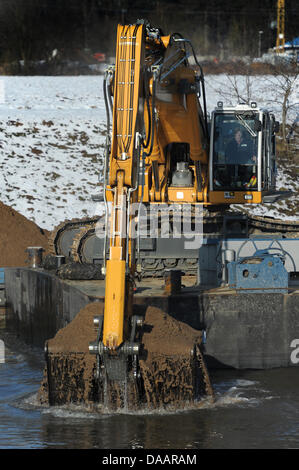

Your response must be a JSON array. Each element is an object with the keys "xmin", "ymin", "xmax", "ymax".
[
  {"xmin": 89, "ymin": 20, "xmax": 284, "ymax": 386},
  {"xmin": 101, "ymin": 21, "xmax": 209, "ymax": 353}
]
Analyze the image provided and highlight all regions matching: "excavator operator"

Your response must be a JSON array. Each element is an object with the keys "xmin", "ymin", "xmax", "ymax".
[
  {"xmin": 214, "ymin": 127, "xmax": 257, "ymax": 189},
  {"xmin": 225, "ymin": 128, "xmax": 257, "ymax": 165}
]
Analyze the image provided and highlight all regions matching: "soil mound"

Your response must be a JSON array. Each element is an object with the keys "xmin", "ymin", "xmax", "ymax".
[{"xmin": 0, "ymin": 201, "xmax": 48, "ymax": 267}]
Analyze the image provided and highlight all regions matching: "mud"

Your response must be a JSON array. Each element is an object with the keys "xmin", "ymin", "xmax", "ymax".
[
  {"xmin": 57, "ymin": 262, "xmax": 104, "ymax": 280},
  {"xmin": 38, "ymin": 303, "xmax": 213, "ymax": 410},
  {"xmin": 37, "ymin": 302, "xmax": 102, "ymax": 406},
  {"xmin": 139, "ymin": 307, "xmax": 213, "ymax": 408},
  {"xmin": 0, "ymin": 201, "xmax": 48, "ymax": 267}
]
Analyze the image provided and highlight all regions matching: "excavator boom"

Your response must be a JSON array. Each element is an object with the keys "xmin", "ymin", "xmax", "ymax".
[
  {"xmin": 103, "ymin": 24, "xmax": 145, "ymax": 350},
  {"xmin": 100, "ymin": 21, "xmax": 210, "ymax": 360}
]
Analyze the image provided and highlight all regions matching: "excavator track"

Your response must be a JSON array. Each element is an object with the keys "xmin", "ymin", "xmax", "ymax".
[
  {"xmin": 246, "ymin": 214, "xmax": 299, "ymax": 233},
  {"xmin": 70, "ymin": 222, "xmax": 200, "ymax": 277},
  {"xmin": 71, "ymin": 225, "xmax": 97, "ymax": 263},
  {"xmin": 49, "ymin": 212, "xmax": 299, "ymax": 277},
  {"xmin": 48, "ymin": 215, "xmax": 100, "ymax": 258}
]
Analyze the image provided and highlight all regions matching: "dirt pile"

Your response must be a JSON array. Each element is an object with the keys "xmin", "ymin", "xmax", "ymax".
[
  {"xmin": 0, "ymin": 201, "xmax": 48, "ymax": 267},
  {"xmin": 38, "ymin": 303, "xmax": 213, "ymax": 410}
]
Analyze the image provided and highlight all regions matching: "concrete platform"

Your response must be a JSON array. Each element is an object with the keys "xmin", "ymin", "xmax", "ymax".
[
  {"xmin": 3, "ymin": 267, "xmax": 299, "ymax": 369},
  {"xmin": 63, "ymin": 275, "xmax": 198, "ymax": 299},
  {"xmin": 64, "ymin": 277, "xmax": 299, "ymax": 299}
]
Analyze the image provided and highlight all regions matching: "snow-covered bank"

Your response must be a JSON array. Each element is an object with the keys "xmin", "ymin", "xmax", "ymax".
[
  {"xmin": 0, "ymin": 75, "xmax": 297, "ymax": 230},
  {"xmin": 0, "ymin": 76, "xmax": 106, "ymax": 229}
]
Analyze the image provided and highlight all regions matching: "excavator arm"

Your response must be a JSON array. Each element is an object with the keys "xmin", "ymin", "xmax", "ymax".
[
  {"xmin": 103, "ymin": 24, "xmax": 145, "ymax": 351},
  {"xmin": 89, "ymin": 23, "xmax": 151, "ymax": 387},
  {"xmin": 90, "ymin": 20, "xmax": 210, "ymax": 385}
]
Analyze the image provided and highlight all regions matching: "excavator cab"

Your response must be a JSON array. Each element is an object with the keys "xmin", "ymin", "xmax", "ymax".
[{"xmin": 208, "ymin": 102, "xmax": 285, "ymax": 204}]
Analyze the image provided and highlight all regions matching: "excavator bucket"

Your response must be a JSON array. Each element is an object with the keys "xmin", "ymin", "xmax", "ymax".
[{"xmin": 38, "ymin": 302, "xmax": 214, "ymax": 410}]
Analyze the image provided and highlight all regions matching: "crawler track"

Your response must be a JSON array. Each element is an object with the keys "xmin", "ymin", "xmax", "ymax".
[{"xmin": 48, "ymin": 212, "xmax": 299, "ymax": 277}]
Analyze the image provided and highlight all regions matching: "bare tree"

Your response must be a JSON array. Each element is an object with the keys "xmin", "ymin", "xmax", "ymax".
[
  {"xmin": 224, "ymin": 73, "xmax": 253, "ymax": 105},
  {"xmin": 207, "ymin": 66, "xmax": 253, "ymax": 105},
  {"xmin": 262, "ymin": 64, "xmax": 299, "ymax": 142},
  {"xmin": 206, "ymin": 62, "xmax": 298, "ymax": 146}
]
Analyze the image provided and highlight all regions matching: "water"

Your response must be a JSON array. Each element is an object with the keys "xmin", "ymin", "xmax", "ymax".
[{"xmin": 1, "ymin": 328, "xmax": 299, "ymax": 449}]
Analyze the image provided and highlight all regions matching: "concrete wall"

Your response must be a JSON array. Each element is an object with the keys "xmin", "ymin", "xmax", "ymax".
[
  {"xmin": 4, "ymin": 268, "xmax": 96, "ymax": 348},
  {"xmin": 137, "ymin": 290, "xmax": 299, "ymax": 369},
  {"xmin": 4, "ymin": 267, "xmax": 299, "ymax": 369},
  {"xmin": 200, "ymin": 292, "xmax": 299, "ymax": 369}
]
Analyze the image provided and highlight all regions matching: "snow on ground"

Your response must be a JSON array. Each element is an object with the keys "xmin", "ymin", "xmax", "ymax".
[
  {"xmin": 0, "ymin": 76, "xmax": 106, "ymax": 229},
  {"xmin": 0, "ymin": 74, "xmax": 298, "ymax": 230}
]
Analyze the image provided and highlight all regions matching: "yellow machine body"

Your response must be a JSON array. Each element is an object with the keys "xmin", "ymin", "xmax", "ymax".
[{"xmin": 102, "ymin": 21, "xmax": 280, "ymax": 352}]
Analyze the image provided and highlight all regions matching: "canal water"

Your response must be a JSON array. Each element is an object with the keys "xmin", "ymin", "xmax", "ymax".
[{"xmin": 1, "ymin": 328, "xmax": 299, "ymax": 450}]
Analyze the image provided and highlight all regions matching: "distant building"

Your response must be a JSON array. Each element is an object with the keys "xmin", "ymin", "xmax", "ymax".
[
  {"xmin": 284, "ymin": 37, "xmax": 299, "ymax": 50},
  {"xmin": 284, "ymin": 37, "xmax": 299, "ymax": 62}
]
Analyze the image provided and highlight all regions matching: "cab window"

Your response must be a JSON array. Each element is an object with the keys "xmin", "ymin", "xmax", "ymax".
[{"xmin": 213, "ymin": 113, "xmax": 258, "ymax": 191}]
